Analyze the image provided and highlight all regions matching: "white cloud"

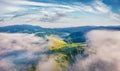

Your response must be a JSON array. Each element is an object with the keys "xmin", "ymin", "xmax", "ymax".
[
  {"xmin": 0, "ymin": 33, "xmax": 50, "ymax": 71},
  {"xmin": 0, "ymin": 30, "xmax": 120, "ymax": 71},
  {"xmin": 0, "ymin": 1, "xmax": 26, "ymax": 15},
  {"xmin": 72, "ymin": 3, "xmax": 97, "ymax": 13},
  {"xmin": 109, "ymin": 13, "xmax": 120, "ymax": 20},
  {"xmin": 0, "ymin": 59, "xmax": 17, "ymax": 71},
  {"xmin": 0, "ymin": 0, "xmax": 111, "ymax": 15},
  {"xmin": 0, "ymin": 0, "xmax": 120, "ymax": 27},
  {"xmin": 1, "ymin": 0, "xmax": 72, "ymax": 9},
  {"xmin": 67, "ymin": 30, "xmax": 120, "ymax": 71},
  {"xmin": 92, "ymin": 0, "xmax": 111, "ymax": 13}
]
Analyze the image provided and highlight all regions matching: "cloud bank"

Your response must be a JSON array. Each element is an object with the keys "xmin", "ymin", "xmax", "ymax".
[
  {"xmin": 0, "ymin": 33, "xmax": 49, "ymax": 71},
  {"xmin": 68, "ymin": 30, "xmax": 120, "ymax": 71},
  {"xmin": 0, "ymin": 30, "xmax": 120, "ymax": 71}
]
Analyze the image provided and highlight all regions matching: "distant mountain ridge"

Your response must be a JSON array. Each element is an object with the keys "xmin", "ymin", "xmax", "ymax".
[
  {"xmin": 62, "ymin": 26, "xmax": 120, "ymax": 43},
  {"xmin": 0, "ymin": 25, "xmax": 120, "ymax": 33},
  {"xmin": 0, "ymin": 25, "xmax": 120, "ymax": 43},
  {"xmin": 54, "ymin": 26, "xmax": 120, "ymax": 33},
  {"xmin": 0, "ymin": 25, "xmax": 45, "ymax": 33},
  {"xmin": 0, "ymin": 25, "xmax": 66, "ymax": 37}
]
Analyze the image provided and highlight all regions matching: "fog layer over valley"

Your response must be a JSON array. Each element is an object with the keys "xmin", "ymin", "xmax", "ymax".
[
  {"xmin": 0, "ymin": 30, "xmax": 120, "ymax": 71},
  {"xmin": 70, "ymin": 30, "xmax": 120, "ymax": 71},
  {"xmin": 0, "ymin": 33, "xmax": 49, "ymax": 71}
]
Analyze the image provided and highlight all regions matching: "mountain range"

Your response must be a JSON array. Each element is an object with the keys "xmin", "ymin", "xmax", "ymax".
[{"xmin": 0, "ymin": 24, "xmax": 120, "ymax": 43}]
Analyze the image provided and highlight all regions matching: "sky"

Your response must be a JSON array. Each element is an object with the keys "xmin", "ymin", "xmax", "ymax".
[{"xmin": 0, "ymin": 0, "xmax": 120, "ymax": 28}]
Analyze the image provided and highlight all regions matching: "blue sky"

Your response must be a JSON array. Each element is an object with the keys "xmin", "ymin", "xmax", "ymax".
[{"xmin": 0, "ymin": 0, "xmax": 120, "ymax": 28}]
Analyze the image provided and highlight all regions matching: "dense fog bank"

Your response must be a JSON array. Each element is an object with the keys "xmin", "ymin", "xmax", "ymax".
[
  {"xmin": 69, "ymin": 30, "xmax": 120, "ymax": 71},
  {"xmin": 0, "ymin": 30, "xmax": 120, "ymax": 71}
]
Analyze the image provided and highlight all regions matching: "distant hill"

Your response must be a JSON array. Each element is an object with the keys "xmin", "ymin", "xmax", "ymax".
[
  {"xmin": 55, "ymin": 26, "xmax": 120, "ymax": 33},
  {"xmin": 0, "ymin": 25, "xmax": 46, "ymax": 33},
  {"xmin": 63, "ymin": 26, "xmax": 120, "ymax": 43},
  {"xmin": 0, "ymin": 25, "xmax": 66, "ymax": 37},
  {"xmin": 0, "ymin": 25, "xmax": 120, "ymax": 43}
]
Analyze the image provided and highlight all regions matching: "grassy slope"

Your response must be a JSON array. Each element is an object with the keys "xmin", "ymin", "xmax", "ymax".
[{"xmin": 27, "ymin": 38, "xmax": 86, "ymax": 71}]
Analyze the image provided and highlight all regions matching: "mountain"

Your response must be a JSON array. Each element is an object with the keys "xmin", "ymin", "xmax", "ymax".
[
  {"xmin": 0, "ymin": 25, "xmax": 46, "ymax": 33},
  {"xmin": 55, "ymin": 26, "xmax": 120, "ymax": 33},
  {"xmin": 0, "ymin": 24, "xmax": 120, "ymax": 43},
  {"xmin": 64, "ymin": 26, "xmax": 120, "ymax": 43},
  {"xmin": 0, "ymin": 25, "xmax": 66, "ymax": 37}
]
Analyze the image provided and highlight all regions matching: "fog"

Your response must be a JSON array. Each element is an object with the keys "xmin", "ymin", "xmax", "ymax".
[
  {"xmin": 69, "ymin": 30, "xmax": 120, "ymax": 71},
  {"xmin": 0, "ymin": 33, "xmax": 49, "ymax": 71},
  {"xmin": 0, "ymin": 30, "xmax": 120, "ymax": 71}
]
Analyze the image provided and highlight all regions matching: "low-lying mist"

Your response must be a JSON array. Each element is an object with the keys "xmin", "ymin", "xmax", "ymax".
[
  {"xmin": 0, "ymin": 30, "xmax": 120, "ymax": 71},
  {"xmin": 69, "ymin": 30, "xmax": 120, "ymax": 71},
  {"xmin": 0, "ymin": 33, "xmax": 49, "ymax": 71}
]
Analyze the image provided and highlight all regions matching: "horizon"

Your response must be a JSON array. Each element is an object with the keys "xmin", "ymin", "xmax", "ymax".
[{"xmin": 0, "ymin": 24, "xmax": 120, "ymax": 28}]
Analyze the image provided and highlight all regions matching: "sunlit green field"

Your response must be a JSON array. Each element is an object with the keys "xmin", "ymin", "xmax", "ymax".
[{"xmin": 27, "ymin": 38, "xmax": 86, "ymax": 71}]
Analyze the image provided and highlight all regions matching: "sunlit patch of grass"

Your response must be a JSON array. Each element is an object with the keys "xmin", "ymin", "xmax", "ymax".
[
  {"xmin": 48, "ymin": 38, "xmax": 86, "ymax": 67},
  {"xmin": 48, "ymin": 38, "xmax": 67, "ymax": 51},
  {"xmin": 28, "ymin": 38, "xmax": 86, "ymax": 71}
]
